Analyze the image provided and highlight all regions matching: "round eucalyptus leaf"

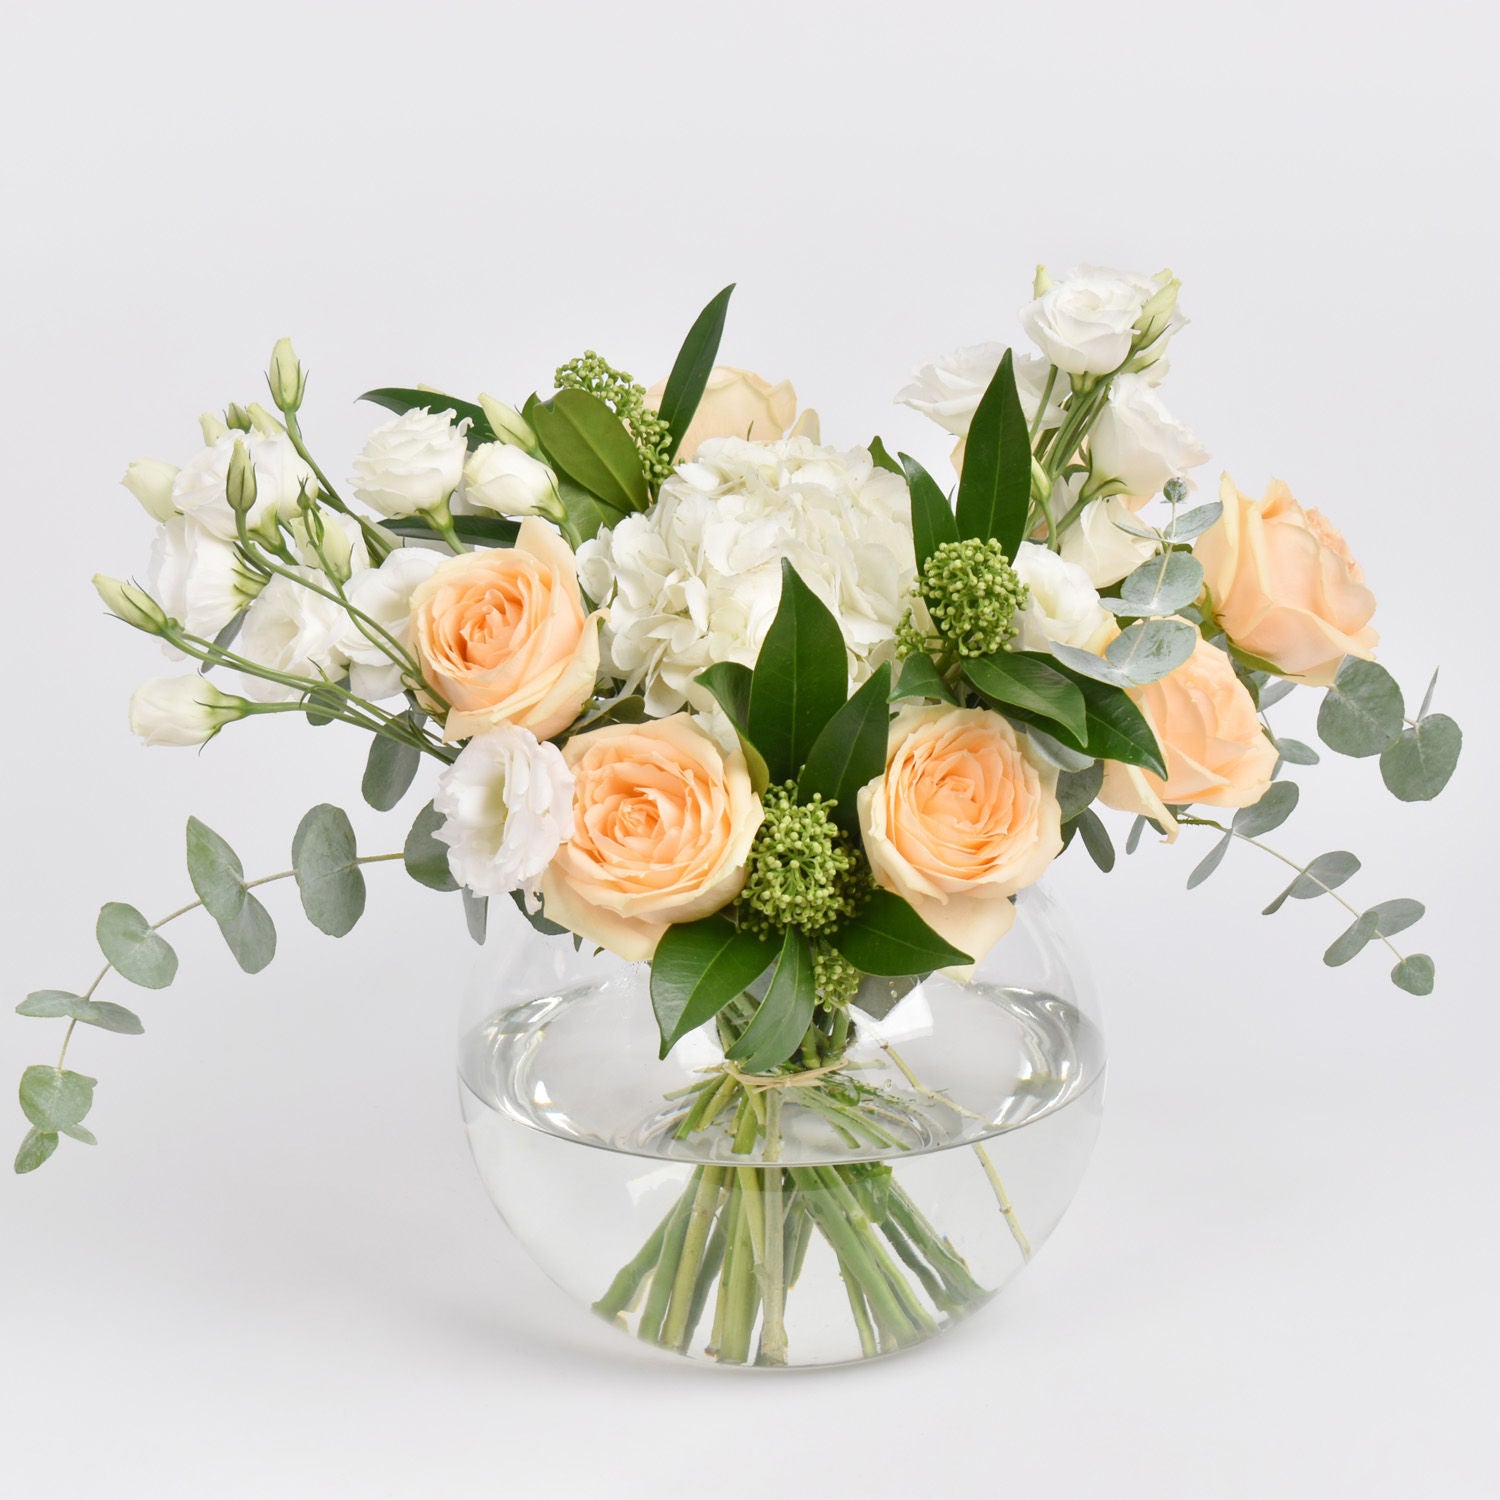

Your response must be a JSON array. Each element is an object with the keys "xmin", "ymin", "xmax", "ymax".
[
  {"xmin": 19, "ymin": 1065, "xmax": 96, "ymax": 1131},
  {"xmin": 1233, "ymin": 780, "xmax": 1299, "ymax": 838},
  {"xmin": 1324, "ymin": 911, "xmax": 1379, "ymax": 967},
  {"xmin": 96, "ymin": 903, "xmax": 178, "ymax": 989},
  {"xmin": 1390, "ymin": 954, "xmax": 1435, "ymax": 995},
  {"xmin": 1317, "ymin": 658, "xmax": 1404, "ymax": 757},
  {"xmin": 1379, "ymin": 713, "xmax": 1461, "ymax": 802},
  {"xmin": 1105, "ymin": 618, "xmax": 1197, "ymax": 685},
  {"xmin": 16, "ymin": 991, "xmax": 144, "ymax": 1034},
  {"xmin": 1114, "ymin": 552, "xmax": 1204, "ymax": 617},
  {"xmin": 292, "ymin": 804, "xmax": 367, "ymax": 938}
]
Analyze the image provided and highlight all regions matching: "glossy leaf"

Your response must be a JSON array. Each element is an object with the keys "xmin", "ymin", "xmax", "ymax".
[
  {"xmin": 1379, "ymin": 714, "xmax": 1461, "ymax": 802},
  {"xmin": 185, "ymin": 817, "xmax": 276, "ymax": 974},
  {"xmin": 798, "ymin": 664, "xmax": 893, "ymax": 834},
  {"xmin": 726, "ymin": 928, "xmax": 816, "ymax": 1074},
  {"xmin": 529, "ymin": 388, "xmax": 647, "ymax": 512},
  {"xmin": 96, "ymin": 903, "xmax": 178, "ymax": 990},
  {"xmin": 657, "ymin": 284, "xmax": 734, "ymax": 462},
  {"xmin": 831, "ymin": 890, "xmax": 971, "ymax": 976},
  {"xmin": 964, "ymin": 651, "xmax": 1087, "ymax": 740},
  {"xmin": 868, "ymin": 436, "xmax": 902, "ymax": 475},
  {"xmin": 383, "ymin": 513, "xmax": 519, "ymax": 548},
  {"xmin": 19, "ymin": 1065, "xmax": 95, "ymax": 1131},
  {"xmin": 362, "ymin": 724, "xmax": 422, "ymax": 812},
  {"xmin": 1317, "ymin": 657, "xmax": 1404, "ymax": 758},
  {"xmin": 747, "ymin": 561, "xmax": 848, "ymax": 784},
  {"xmin": 650, "ymin": 916, "xmax": 778, "ymax": 1058},
  {"xmin": 1013, "ymin": 668, "xmax": 1165, "ymax": 777},
  {"xmin": 404, "ymin": 801, "xmax": 458, "ymax": 892},
  {"xmin": 16, "ymin": 991, "xmax": 143, "ymax": 1035},
  {"xmin": 292, "ymin": 804, "xmax": 366, "ymax": 938},
  {"xmin": 955, "ymin": 349, "xmax": 1030, "ymax": 557},
  {"xmin": 556, "ymin": 474, "xmax": 630, "ymax": 547},
  {"xmin": 1233, "ymin": 780, "xmax": 1299, "ymax": 838},
  {"xmin": 1113, "ymin": 552, "xmax": 1205, "ymax": 618},
  {"xmin": 890, "ymin": 654, "xmax": 957, "ymax": 706},
  {"xmin": 900, "ymin": 452, "xmax": 959, "ymax": 569},
  {"xmin": 696, "ymin": 661, "xmax": 770, "ymax": 793},
  {"xmin": 359, "ymin": 388, "xmax": 495, "ymax": 445}
]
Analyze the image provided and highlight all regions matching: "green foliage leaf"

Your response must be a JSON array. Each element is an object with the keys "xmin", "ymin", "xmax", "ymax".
[
  {"xmin": 529, "ymin": 388, "xmax": 648, "ymax": 512},
  {"xmin": 890, "ymin": 654, "xmax": 957, "ymax": 706},
  {"xmin": 362, "ymin": 724, "xmax": 422, "ymax": 812},
  {"xmin": 1187, "ymin": 833, "xmax": 1232, "ymax": 889},
  {"xmin": 383, "ymin": 514, "xmax": 518, "ymax": 548},
  {"xmin": 900, "ymin": 452, "xmax": 959, "ymax": 569},
  {"xmin": 1125, "ymin": 815, "xmax": 1147, "ymax": 855},
  {"xmin": 292, "ymin": 804, "xmax": 367, "ymax": 938},
  {"xmin": 798, "ymin": 665, "xmax": 893, "ymax": 834},
  {"xmin": 848, "ymin": 973, "xmax": 921, "ymax": 1022},
  {"xmin": 1075, "ymin": 808, "xmax": 1116, "ymax": 872},
  {"xmin": 185, "ymin": 817, "xmax": 276, "ymax": 974},
  {"xmin": 1276, "ymin": 737, "xmax": 1320, "ymax": 767},
  {"xmin": 404, "ymin": 801, "xmax": 458, "ymax": 892},
  {"xmin": 19, "ymin": 1065, "xmax": 95, "ymax": 1131},
  {"xmin": 1015, "ymin": 668, "xmax": 1165, "ymax": 777},
  {"xmin": 747, "ymin": 561, "xmax": 848, "ymax": 783},
  {"xmin": 556, "ymin": 474, "xmax": 630, "ymax": 546},
  {"xmin": 1161, "ymin": 502, "xmax": 1223, "ymax": 543},
  {"xmin": 726, "ymin": 929, "xmax": 816, "ymax": 1074},
  {"xmin": 1317, "ymin": 657, "xmax": 1404, "ymax": 758},
  {"xmin": 650, "ymin": 916, "xmax": 778, "ymax": 1058},
  {"xmin": 1113, "ymin": 552, "xmax": 1205, "ymax": 618},
  {"xmin": 1262, "ymin": 851, "xmax": 1361, "ymax": 914},
  {"xmin": 1379, "ymin": 713, "xmax": 1461, "ymax": 802},
  {"xmin": 303, "ymin": 682, "xmax": 348, "ymax": 728},
  {"xmin": 657, "ymin": 284, "xmax": 734, "ymax": 462},
  {"xmin": 868, "ymin": 436, "xmax": 902, "ymax": 475},
  {"xmin": 955, "ymin": 349, "xmax": 1030, "ymax": 557},
  {"xmin": 96, "ymin": 903, "xmax": 178, "ymax": 990},
  {"xmin": 831, "ymin": 890, "xmax": 971, "ymax": 975},
  {"xmin": 16, "ymin": 991, "xmax": 143, "ymax": 1035},
  {"xmin": 14, "ymin": 1127, "xmax": 58, "ymax": 1174},
  {"xmin": 1324, "ymin": 911, "xmax": 1379, "ymax": 966},
  {"xmin": 1233, "ymin": 780, "xmax": 1299, "ymax": 838},
  {"xmin": 1365, "ymin": 898, "xmax": 1425, "ymax": 937},
  {"xmin": 1391, "ymin": 954, "xmax": 1435, "ymax": 995},
  {"xmin": 511, "ymin": 890, "xmax": 568, "ymax": 937},
  {"xmin": 1056, "ymin": 761, "xmax": 1104, "ymax": 823},
  {"xmin": 463, "ymin": 890, "xmax": 488, "ymax": 945},
  {"xmin": 358, "ymin": 388, "xmax": 495, "ymax": 446},
  {"xmin": 964, "ymin": 651, "xmax": 1087, "ymax": 741},
  {"xmin": 696, "ymin": 661, "xmax": 770, "ymax": 793},
  {"xmin": 1258, "ymin": 677, "xmax": 1297, "ymax": 709}
]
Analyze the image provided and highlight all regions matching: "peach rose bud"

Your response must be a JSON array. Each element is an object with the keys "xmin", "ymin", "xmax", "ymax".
[
  {"xmin": 1196, "ymin": 475, "xmax": 1378, "ymax": 686},
  {"xmin": 645, "ymin": 365, "xmax": 817, "ymax": 460},
  {"xmin": 409, "ymin": 518, "xmax": 602, "ymax": 743},
  {"xmin": 541, "ymin": 714, "xmax": 764, "ymax": 961},
  {"xmin": 857, "ymin": 706, "xmax": 1064, "ymax": 970}
]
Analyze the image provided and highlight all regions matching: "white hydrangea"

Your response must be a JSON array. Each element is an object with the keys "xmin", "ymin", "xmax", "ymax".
[
  {"xmin": 577, "ymin": 437, "xmax": 916, "ymax": 716},
  {"xmin": 434, "ymin": 725, "xmax": 575, "ymax": 898}
]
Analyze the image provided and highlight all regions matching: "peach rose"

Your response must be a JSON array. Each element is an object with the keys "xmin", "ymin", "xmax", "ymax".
[
  {"xmin": 1196, "ymin": 475, "xmax": 1378, "ymax": 686},
  {"xmin": 541, "ymin": 714, "xmax": 763, "ymax": 961},
  {"xmin": 409, "ymin": 518, "xmax": 601, "ymax": 744},
  {"xmin": 857, "ymin": 706, "xmax": 1063, "ymax": 967},
  {"xmin": 1100, "ymin": 633, "xmax": 1277, "ymax": 816},
  {"xmin": 645, "ymin": 366, "xmax": 818, "ymax": 460}
]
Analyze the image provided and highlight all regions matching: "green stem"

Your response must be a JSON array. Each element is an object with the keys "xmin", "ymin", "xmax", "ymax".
[
  {"xmin": 759, "ymin": 1091, "xmax": 788, "ymax": 1366},
  {"xmin": 661, "ymin": 1166, "xmax": 728, "ymax": 1351},
  {"xmin": 284, "ymin": 412, "xmax": 393, "ymax": 562},
  {"xmin": 636, "ymin": 1168, "xmax": 703, "ymax": 1346},
  {"xmin": 839, "ymin": 1256, "xmax": 879, "ymax": 1359},
  {"xmin": 592, "ymin": 1204, "xmax": 674, "ymax": 1320}
]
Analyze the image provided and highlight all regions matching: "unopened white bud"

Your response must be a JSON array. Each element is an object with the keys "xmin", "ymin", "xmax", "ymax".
[
  {"xmin": 268, "ymin": 336, "xmax": 306, "ymax": 414},
  {"xmin": 93, "ymin": 575, "xmax": 169, "ymax": 633},
  {"xmin": 479, "ymin": 393, "xmax": 541, "ymax": 454},
  {"xmin": 129, "ymin": 675, "xmax": 249, "ymax": 747},
  {"xmin": 121, "ymin": 458, "xmax": 179, "ymax": 522}
]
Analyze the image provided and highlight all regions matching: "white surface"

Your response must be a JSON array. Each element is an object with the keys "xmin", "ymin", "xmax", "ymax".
[{"xmin": 2, "ymin": 2, "xmax": 1496, "ymax": 1495}]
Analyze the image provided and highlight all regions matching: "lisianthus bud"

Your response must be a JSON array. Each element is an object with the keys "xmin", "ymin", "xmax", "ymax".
[
  {"xmin": 199, "ymin": 411, "xmax": 230, "ymax": 444},
  {"xmin": 1133, "ymin": 271, "xmax": 1181, "ymax": 349},
  {"xmin": 478, "ymin": 392, "xmax": 541, "ymax": 454},
  {"xmin": 224, "ymin": 404, "xmax": 253, "ymax": 432},
  {"xmin": 94, "ymin": 575, "xmax": 169, "ymax": 633},
  {"xmin": 226, "ymin": 439, "xmax": 257, "ymax": 515},
  {"xmin": 1033, "ymin": 264, "xmax": 1053, "ymax": 298},
  {"xmin": 129, "ymin": 675, "xmax": 249, "ymax": 747},
  {"xmin": 462, "ymin": 441, "xmax": 563, "ymax": 520},
  {"xmin": 245, "ymin": 402, "xmax": 284, "ymax": 436},
  {"xmin": 268, "ymin": 336, "xmax": 306, "ymax": 414},
  {"xmin": 121, "ymin": 458, "xmax": 179, "ymax": 522}
]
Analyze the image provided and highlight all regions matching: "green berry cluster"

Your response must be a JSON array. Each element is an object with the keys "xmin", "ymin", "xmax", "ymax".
[
  {"xmin": 740, "ymin": 783, "xmax": 861, "ymax": 937},
  {"xmin": 917, "ymin": 537, "xmax": 1029, "ymax": 657},
  {"xmin": 812, "ymin": 942, "xmax": 862, "ymax": 1008},
  {"xmin": 555, "ymin": 350, "xmax": 675, "ymax": 481}
]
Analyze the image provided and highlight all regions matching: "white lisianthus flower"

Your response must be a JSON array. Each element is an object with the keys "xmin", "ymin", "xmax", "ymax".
[
  {"xmin": 433, "ymin": 725, "xmax": 575, "ymax": 899},
  {"xmin": 122, "ymin": 458, "xmax": 180, "ymax": 522},
  {"xmin": 896, "ymin": 346, "xmax": 1066, "ymax": 438},
  {"xmin": 460, "ymin": 441, "xmax": 562, "ymax": 519},
  {"xmin": 1021, "ymin": 266, "xmax": 1179, "ymax": 378},
  {"xmin": 341, "ymin": 546, "xmax": 445, "ymax": 701},
  {"xmin": 577, "ymin": 437, "xmax": 915, "ymax": 716},
  {"xmin": 1088, "ymin": 374, "xmax": 1209, "ymax": 499},
  {"xmin": 235, "ymin": 568, "xmax": 351, "ymax": 702},
  {"xmin": 351, "ymin": 408, "xmax": 470, "ymax": 519},
  {"xmin": 1060, "ymin": 496, "xmax": 1159, "ymax": 588},
  {"xmin": 171, "ymin": 430, "xmax": 317, "ymax": 539},
  {"xmin": 149, "ymin": 515, "xmax": 266, "ymax": 644},
  {"xmin": 129, "ymin": 675, "xmax": 248, "ymax": 747},
  {"xmin": 1012, "ymin": 542, "xmax": 1115, "ymax": 653}
]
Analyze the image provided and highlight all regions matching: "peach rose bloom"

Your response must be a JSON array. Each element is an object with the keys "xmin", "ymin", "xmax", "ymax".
[
  {"xmin": 541, "ymin": 714, "xmax": 763, "ymax": 961},
  {"xmin": 1196, "ymin": 475, "xmax": 1378, "ymax": 686},
  {"xmin": 857, "ymin": 706, "xmax": 1063, "ymax": 967},
  {"xmin": 409, "ymin": 518, "xmax": 602, "ymax": 744},
  {"xmin": 645, "ymin": 365, "xmax": 818, "ymax": 460},
  {"xmin": 1100, "ymin": 633, "xmax": 1277, "ymax": 817}
]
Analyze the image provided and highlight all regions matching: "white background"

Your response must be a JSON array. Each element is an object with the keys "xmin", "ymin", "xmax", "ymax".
[{"xmin": 3, "ymin": 2, "xmax": 1496, "ymax": 1495}]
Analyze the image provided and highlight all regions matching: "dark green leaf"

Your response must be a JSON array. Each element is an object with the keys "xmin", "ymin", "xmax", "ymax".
[
  {"xmin": 657, "ymin": 284, "xmax": 734, "ymax": 462},
  {"xmin": 1276, "ymin": 737, "xmax": 1320, "ymax": 767},
  {"xmin": 1014, "ymin": 668, "xmax": 1166, "ymax": 777},
  {"xmin": 798, "ymin": 665, "xmax": 893, "ymax": 834},
  {"xmin": 358, "ymin": 388, "xmax": 495, "ymax": 446},
  {"xmin": 747, "ymin": 561, "xmax": 848, "ymax": 783},
  {"xmin": 463, "ymin": 890, "xmax": 488, "ymax": 945},
  {"xmin": 1075, "ymin": 808, "xmax": 1116, "ymax": 872},
  {"xmin": 868, "ymin": 436, "xmax": 902, "ymax": 475},
  {"xmin": 383, "ymin": 514, "xmax": 519, "ymax": 547},
  {"xmin": 1262, "ymin": 851, "xmax": 1361, "ymax": 914},
  {"xmin": 1317, "ymin": 657, "xmax": 1404, "ymax": 758},
  {"xmin": 362, "ymin": 724, "xmax": 422, "ymax": 811},
  {"xmin": 1391, "ymin": 954, "xmax": 1435, "ymax": 995},
  {"xmin": 1113, "ymin": 552, "xmax": 1205, "ymax": 618},
  {"xmin": 1056, "ymin": 761, "xmax": 1104, "ymax": 823},
  {"xmin": 890, "ymin": 654, "xmax": 957, "ymax": 705},
  {"xmin": 1187, "ymin": 833, "xmax": 1232, "ymax": 889},
  {"xmin": 900, "ymin": 452, "xmax": 959, "ymax": 569},
  {"xmin": 529, "ymin": 388, "xmax": 648, "ymax": 512},
  {"xmin": 511, "ymin": 890, "xmax": 568, "ymax": 937},
  {"xmin": 848, "ymin": 973, "xmax": 921, "ymax": 1022},
  {"xmin": 1324, "ymin": 911, "xmax": 1379, "ymax": 966},
  {"xmin": 16, "ymin": 991, "xmax": 143, "ymax": 1035},
  {"xmin": 292, "ymin": 804, "xmax": 366, "ymax": 938},
  {"xmin": 831, "ymin": 890, "xmax": 971, "ymax": 975},
  {"xmin": 964, "ymin": 651, "xmax": 1087, "ymax": 741},
  {"xmin": 555, "ymin": 474, "xmax": 630, "ymax": 546},
  {"xmin": 1379, "ymin": 714, "xmax": 1461, "ymax": 802},
  {"xmin": 696, "ymin": 661, "xmax": 770, "ymax": 793},
  {"xmin": 14, "ymin": 1127, "xmax": 58, "ymax": 1174},
  {"xmin": 726, "ymin": 929, "xmax": 817, "ymax": 1074},
  {"xmin": 19, "ymin": 1065, "xmax": 95, "ymax": 1131},
  {"xmin": 1233, "ymin": 780, "xmax": 1299, "ymax": 838},
  {"xmin": 650, "ymin": 916, "xmax": 778, "ymax": 1058},
  {"xmin": 955, "ymin": 349, "xmax": 1031, "ymax": 557},
  {"xmin": 404, "ymin": 801, "xmax": 458, "ymax": 892},
  {"xmin": 96, "ymin": 903, "xmax": 178, "ymax": 990},
  {"xmin": 185, "ymin": 817, "xmax": 276, "ymax": 973}
]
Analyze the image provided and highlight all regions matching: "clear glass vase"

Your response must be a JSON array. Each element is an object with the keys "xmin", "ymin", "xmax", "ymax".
[{"xmin": 458, "ymin": 885, "xmax": 1105, "ymax": 1368}]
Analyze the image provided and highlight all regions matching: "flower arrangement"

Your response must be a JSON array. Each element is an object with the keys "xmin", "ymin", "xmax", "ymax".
[{"xmin": 16, "ymin": 268, "xmax": 1460, "ymax": 1365}]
